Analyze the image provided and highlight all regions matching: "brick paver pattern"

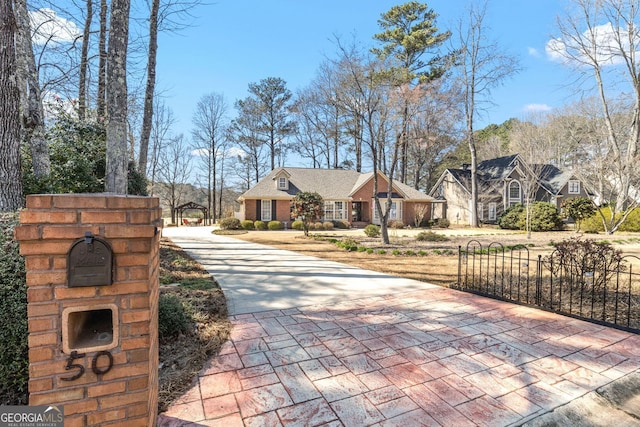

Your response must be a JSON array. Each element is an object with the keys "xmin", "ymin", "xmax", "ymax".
[{"xmin": 158, "ymin": 287, "xmax": 640, "ymax": 427}]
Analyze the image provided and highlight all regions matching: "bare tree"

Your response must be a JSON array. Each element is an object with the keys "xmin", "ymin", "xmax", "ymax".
[
  {"xmin": 148, "ymin": 98, "xmax": 176, "ymax": 195},
  {"xmin": 77, "ymin": 0, "xmax": 92, "ymax": 119},
  {"xmin": 550, "ymin": 0, "xmax": 640, "ymax": 233},
  {"xmin": 456, "ymin": 0, "xmax": 520, "ymax": 227},
  {"xmin": 0, "ymin": 0, "xmax": 23, "ymax": 210},
  {"xmin": 97, "ymin": 0, "xmax": 107, "ymax": 117},
  {"xmin": 192, "ymin": 93, "xmax": 229, "ymax": 223},
  {"xmin": 15, "ymin": 0, "xmax": 50, "ymax": 180},
  {"xmin": 105, "ymin": 0, "xmax": 131, "ymax": 193},
  {"xmin": 155, "ymin": 134, "xmax": 193, "ymax": 224},
  {"xmin": 229, "ymin": 97, "xmax": 269, "ymax": 184}
]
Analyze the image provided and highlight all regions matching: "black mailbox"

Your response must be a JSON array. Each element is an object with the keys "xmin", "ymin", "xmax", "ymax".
[{"xmin": 67, "ymin": 232, "xmax": 113, "ymax": 287}]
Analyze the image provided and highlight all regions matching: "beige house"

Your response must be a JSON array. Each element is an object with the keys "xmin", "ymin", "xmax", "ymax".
[
  {"xmin": 430, "ymin": 154, "xmax": 592, "ymax": 225},
  {"xmin": 238, "ymin": 167, "xmax": 438, "ymax": 227}
]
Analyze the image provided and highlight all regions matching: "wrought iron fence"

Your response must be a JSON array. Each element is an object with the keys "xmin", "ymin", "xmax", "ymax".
[{"xmin": 455, "ymin": 240, "xmax": 640, "ymax": 333}]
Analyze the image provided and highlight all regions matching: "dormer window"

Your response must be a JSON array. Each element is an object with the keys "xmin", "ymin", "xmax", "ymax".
[{"xmin": 277, "ymin": 177, "xmax": 288, "ymax": 190}]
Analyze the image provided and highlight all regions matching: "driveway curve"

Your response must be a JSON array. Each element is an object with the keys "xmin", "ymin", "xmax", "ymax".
[{"xmin": 161, "ymin": 226, "xmax": 438, "ymax": 315}]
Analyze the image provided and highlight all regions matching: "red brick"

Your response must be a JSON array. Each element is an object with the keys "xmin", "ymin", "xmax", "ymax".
[
  {"xmin": 26, "ymin": 256, "xmax": 52, "ymax": 270},
  {"xmin": 87, "ymin": 409, "xmax": 127, "ymax": 425},
  {"xmin": 128, "ymin": 266, "xmax": 149, "ymax": 280},
  {"xmin": 103, "ymin": 363, "xmax": 149, "ymax": 380},
  {"xmin": 128, "ymin": 322, "xmax": 151, "ymax": 336},
  {"xmin": 122, "ymin": 310, "xmax": 150, "ymax": 324},
  {"xmin": 99, "ymin": 390, "xmax": 148, "ymax": 409},
  {"xmin": 100, "ymin": 282, "xmax": 149, "ymax": 296},
  {"xmin": 107, "ymin": 196, "xmax": 153, "ymax": 209},
  {"xmin": 28, "ymin": 332, "xmax": 58, "ymax": 347},
  {"xmin": 121, "ymin": 336, "xmax": 150, "ymax": 351},
  {"xmin": 28, "ymin": 317, "xmax": 56, "ymax": 333},
  {"xmin": 53, "ymin": 195, "xmax": 107, "ymax": 209},
  {"xmin": 127, "ymin": 295, "xmax": 150, "ymax": 309},
  {"xmin": 104, "ymin": 416, "xmax": 149, "ymax": 427},
  {"xmin": 27, "ymin": 302, "xmax": 59, "ymax": 317},
  {"xmin": 127, "ymin": 402, "xmax": 148, "ymax": 417},
  {"xmin": 116, "ymin": 253, "xmax": 150, "ymax": 267},
  {"xmin": 104, "ymin": 225, "xmax": 156, "ymax": 239},
  {"xmin": 30, "ymin": 361, "xmax": 70, "ymax": 378},
  {"xmin": 26, "ymin": 195, "xmax": 53, "ymax": 209},
  {"xmin": 60, "ymin": 415, "xmax": 85, "ymax": 427},
  {"xmin": 81, "ymin": 210, "xmax": 127, "ymax": 224},
  {"xmin": 42, "ymin": 225, "xmax": 100, "ymax": 239},
  {"xmin": 127, "ymin": 376, "xmax": 148, "ymax": 391},
  {"xmin": 108, "ymin": 239, "xmax": 128, "ymax": 254},
  {"xmin": 52, "ymin": 256, "xmax": 67, "ymax": 269},
  {"xmin": 27, "ymin": 287, "xmax": 54, "ymax": 303},
  {"xmin": 87, "ymin": 381, "xmax": 127, "ymax": 397},
  {"xmin": 128, "ymin": 239, "xmax": 151, "ymax": 253},
  {"xmin": 20, "ymin": 210, "xmax": 78, "ymax": 224},
  {"xmin": 128, "ymin": 349, "xmax": 150, "ymax": 363},
  {"xmin": 30, "ymin": 387, "xmax": 84, "ymax": 404},
  {"xmin": 55, "ymin": 287, "xmax": 98, "ymax": 300},
  {"xmin": 14, "ymin": 225, "xmax": 41, "ymax": 240},
  {"xmin": 20, "ymin": 241, "xmax": 70, "ymax": 255},
  {"xmin": 64, "ymin": 399, "xmax": 98, "ymax": 415},
  {"xmin": 29, "ymin": 377, "xmax": 53, "ymax": 393},
  {"xmin": 129, "ymin": 211, "xmax": 151, "ymax": 224},
  {"xmin": 27, "ymin": 271, "xmax": 65, "ymax": 286}
]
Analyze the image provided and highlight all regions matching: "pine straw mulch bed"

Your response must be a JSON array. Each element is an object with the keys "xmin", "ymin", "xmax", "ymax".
[{"xmin": 158, "ymin": 238, "xmax": 231, "ymax": 412}]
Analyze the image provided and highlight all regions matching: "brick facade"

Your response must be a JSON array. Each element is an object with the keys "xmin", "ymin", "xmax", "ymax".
[{"xmin": 15, "ymin": 194, "xmax": 162, "ymax": 427}]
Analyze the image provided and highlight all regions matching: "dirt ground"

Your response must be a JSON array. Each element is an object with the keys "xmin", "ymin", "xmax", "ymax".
[{"xmin": 231, "ymin": 227, "xmax": 640, "ymax": 287}]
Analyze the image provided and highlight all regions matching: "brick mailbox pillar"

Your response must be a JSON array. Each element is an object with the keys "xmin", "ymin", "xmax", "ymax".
[{"xmin": 15, "ymin": 194, "xmax": 162, "ymax": 426}]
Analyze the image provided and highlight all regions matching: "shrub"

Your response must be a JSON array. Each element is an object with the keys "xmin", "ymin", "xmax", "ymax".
[
  {"xmin": 312, "ymin": 222, "xmax": 323, "ymax": 230},
  {"xmin": 389, "ymin": 220, "xmax": 405, "ymax": 229},
  {"xmin": 219, "ymin": 217, "xmax": 241, "ymax": 230},
  {"xmin": 333, "ymin": 220, "xmax": 350, "ymax": 229},
  {"xmin": 619, "ymin": 208, "xmax": 640, "ymax": 232},
  {"xmin": 377, "ymin": 249, "xmax": 386, "ymax": 255},
  {"xmin": 418, "ymin": 250, "xmax": 428, "ymax": 256},
  {"xmin": 337, "ymin": 238, "xmax": 359, "ymax": 251},
  {"xmin": 323, "ymin": 222, "xmax": 334, "ymax": 230},
  {"xmin": 268, "ymin": 220, "xmax": 283, "ymax": 230},
  {"xmin": 366, "ymin": 248, "xmax": 374, "ymax": 254},
  {"xmin": 405, "ymin": 250, "xmax": 416, "ymax": 256},
  {"xmin": 497, "ymin": 204, "xmax": 525, "ymax": 230},
  {"xmin": 292, "ymin": 220, "xmax": 304, "ymax": 230},
  {"xmin": 528, "ymin": 202, "xmax": 563, "ymax": 232},
  {"xmin": 435, "ymin": 218, "xmax": 450, "ymax": 228},
  {"xmin": 391, "ymin": 249, "xmax": 401, "ymax": 255},
  {"xmin": 562, "ymin": 197, "xmax": 596, "ymax": 232},
  {"xmin": 158, "ymin": 294, "xmax": 191, "ymax": 341},
  {"xmin": 364, "ymin": 224, "xmax": 380, "ymax": 238},
  {"xmin": 0, "ymin": 213, "xmax": 28, "ymax": 405},
  {"xmin": 254, "ymin": 220, "xmax": 267, "ymax": 230},
  {"xmin": 357, "ymin": 246, "xmax": 367, "ymax": 252},
  {"xmin": 416, "ymin": 231, "xmax": 449, "ymax": 242},
  {"xmin": 241, "ymin": 220, "xmax": 255, "ymax": 230}
]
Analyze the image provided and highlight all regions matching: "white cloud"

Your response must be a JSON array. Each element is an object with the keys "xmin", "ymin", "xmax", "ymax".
[
  {"xmin": 528, "ymin": 47, "xmax": 540, "ymax": 57},
  {"xmin": 523, "ymin": 103, "xmax": 553, "ymax": 113},
  {"xmin": 546, "ymin": 22, "xmax": 632, "ymax": 66},
  {"xmin": 30, "ymin": 8, "xmax": 81, "ymax": 45},
  {"xmin": 191, "ymin": 146, "xmax": 247, "ymax": 158}
]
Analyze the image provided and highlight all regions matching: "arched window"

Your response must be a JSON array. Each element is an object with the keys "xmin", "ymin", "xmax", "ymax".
[{"xmin": 509, "ymin": 181, "xmax": 521, "ymax": 205}]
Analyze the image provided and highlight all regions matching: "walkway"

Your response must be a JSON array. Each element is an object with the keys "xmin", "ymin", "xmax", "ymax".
[{"xmin": 158, "ymin": 227, "xmax": 640, "ymax": 427}]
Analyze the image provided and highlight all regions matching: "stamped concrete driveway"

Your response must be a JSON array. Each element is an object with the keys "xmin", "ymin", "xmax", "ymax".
[{"xmin": 158, "ymin": 227, "xmax": 640, "ymax": 427}]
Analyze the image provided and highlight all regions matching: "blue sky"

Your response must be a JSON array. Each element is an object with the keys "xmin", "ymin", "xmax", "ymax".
[{"xmin": 156, "ymin": 0, "xmax": 576, "ymax": 139}]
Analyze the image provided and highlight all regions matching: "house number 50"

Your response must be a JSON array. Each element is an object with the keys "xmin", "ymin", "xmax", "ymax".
[{"xmin": 61, "ymin": 350, "xmax": 114, "ymax": 381}]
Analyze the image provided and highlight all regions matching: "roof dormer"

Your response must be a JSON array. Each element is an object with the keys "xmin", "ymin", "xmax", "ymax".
[{"xmin": 273, "ymin": 169, "xmax": 291, "ymax": 191}]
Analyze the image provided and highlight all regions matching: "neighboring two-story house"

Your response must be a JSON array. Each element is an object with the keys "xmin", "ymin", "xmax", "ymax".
[
  {"xmin": 429, "ymin": 154, "xmax": 591, "ymax": 225},
  {"xmin": 238, "ymin": 167, "xmax": 438, "ymax": 227}
]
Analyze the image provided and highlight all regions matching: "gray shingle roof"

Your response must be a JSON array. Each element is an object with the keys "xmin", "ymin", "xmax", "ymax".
[{"xmin": 239, "ymin": 167, "xmax": 435, "ymax": 201}]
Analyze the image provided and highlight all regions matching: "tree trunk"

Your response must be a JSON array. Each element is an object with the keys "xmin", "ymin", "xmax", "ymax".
[
  {"xmin": 78, "ymin": 0, "xmax": 93, "ymax": 119},
  {"xmin": 138, "ymin": 0, "xmax": 159, "ymax": 178},
  {"xmin": 0, "ymin": 0, "xmax": 23, "ymax": 210},
  {"xmin": 105, "ymin": 0, "xmax": 131, "ymax": 194},
  {"xmin": 15, "ymin": 0, "xmax": 50, "ymax": 180},
  {"xmin": 97, "ymin": 0, "xmax": 108, "ymax": 118}
]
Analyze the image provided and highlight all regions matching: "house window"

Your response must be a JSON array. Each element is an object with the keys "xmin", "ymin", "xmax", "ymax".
[
  {"xmin": 488, "ymin": 203, "xmax": 497, "ymax": 221},
  {"xmin": 372, "ymin": 201, "xmax": 402, "ymax": 223},
  {"xmin": 509, "ymin": 181, "xmax": 521, "ymax": 206},
  {"xmin": 568, "ymin": 180, "xmax": 580, "ymax": 194},
  {"xmin": 277, "ymin": 177, "xmax": 288, "ymax": 190},
  {"xmin": 477, "ymin": 203, "xmax": 484, "ymax": 220},
  {"xmin": 323, "ymin": 201, "xmax": 346, "ymax": 220},
  {"xmin": 261, "ymin": 199, "xmax": 272, "ymax": 221}
]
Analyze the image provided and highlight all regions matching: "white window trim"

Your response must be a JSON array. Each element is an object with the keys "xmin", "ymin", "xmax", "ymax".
[
  {"xmin": 372, "ymin": 200, "xmax": 402, "ymax": 224},
  {"xmin": 261, "ymin": 199, "xmax": 272, "ymax": 221},
  {"xmin": 277, "ymin": 177, "xmax": 288, "ymax": 190},
  {"xmin": 488, "ymin": 203, "xmax": 497, "ymax": 221},
  {"xmin": 509, "ymin": 180, "xmax": 521, "ymax": 205},
  {"xmin": 568, "ymin": 180, "xmax": 580, "ymax": 194},
  {"xmin": 323, "ymin": 200, "xmax": 346, "ymax": 221},
  {"xmin": 477, "ymin": 202, "xmax": 484, "ymax": 220}
]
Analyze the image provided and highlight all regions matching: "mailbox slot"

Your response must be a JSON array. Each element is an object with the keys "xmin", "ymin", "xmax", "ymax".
[
  {"xmin": 62, "ymin": 305, "xmax": 119, "ymax": 354},
  {"xmin": 67, "ymin": 233, "xmax": 113, "ymax": 287}
]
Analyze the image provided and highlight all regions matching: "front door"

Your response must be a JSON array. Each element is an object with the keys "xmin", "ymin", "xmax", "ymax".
[{"xmin": 352, "ymin": 202, "xmax": 363, "ymax": 222}]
